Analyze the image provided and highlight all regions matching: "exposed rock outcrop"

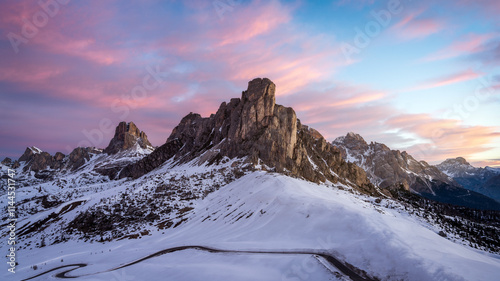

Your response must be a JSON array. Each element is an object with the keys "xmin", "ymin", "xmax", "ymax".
[
  {"xmin": 18, "ymin": 147, "xmax": 66, "ymax": 172},
  {"xmin": 10, "ymin": 122, "xmax": 152, "ymax": 180},
  {"xmin": 121, "ymin": 78, "xmax": 376, "ymax": 195},
  {"xmin": 67, "ymin": 147, "xmax": 100, "ymax": 171},
  {"xmin": 437, "ymin": 157, "xmax": 500, "ymax": 202},
  {"xmin": 1, "ymin": 157, "xmax": 12, "ymax": 166},
  {"xmin": 334, "ymin": 133, "xmax": 500, "ymax": 210},
  {"xmin": 19, "ymin": 146, "xmax": 42, "ymax": 163},
  {"xmin": 333, "ymin": 132, "xmax": 454, "ymax": 191},
  {"xmin": 16, "ymin": 146, "xmax": 103, "ymax": 175},
  {"xmin": 104, "ymin": 122, "xmax": 153, "ymax": 155}
]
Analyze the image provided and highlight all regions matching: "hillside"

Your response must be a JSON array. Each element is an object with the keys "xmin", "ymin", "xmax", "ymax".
[{"xmin": 1, "ymin": 78, "xmax": 499, "ymax": 281}]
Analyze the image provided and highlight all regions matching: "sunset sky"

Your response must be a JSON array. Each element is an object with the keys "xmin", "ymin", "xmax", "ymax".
[{"xmin": 0, "ymin": 0, "xmax": 499, "ymax": 167}]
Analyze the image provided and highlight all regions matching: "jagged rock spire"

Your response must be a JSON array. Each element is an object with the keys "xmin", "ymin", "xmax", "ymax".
[
  {"xmin": 104, "ymin": 121, "xmax": 152, "ymax": 154},
  {"xmin": 120, "ymin": 78, "xmax": 376, "ymax": 195}
]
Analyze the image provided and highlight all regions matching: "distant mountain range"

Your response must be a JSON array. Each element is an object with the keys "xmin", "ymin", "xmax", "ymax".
[
  {"xmin": 437, "ymin": 157, "xmax": 500, "ymax": 202},
  {"xmin": 333, "ymin": 132, "xmax": 500, "ymax": 210}
]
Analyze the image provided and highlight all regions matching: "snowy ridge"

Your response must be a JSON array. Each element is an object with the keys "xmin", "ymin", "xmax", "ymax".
[{"xmin": 29, "ymin": 146, "xmax": 42, "ymax": 154}]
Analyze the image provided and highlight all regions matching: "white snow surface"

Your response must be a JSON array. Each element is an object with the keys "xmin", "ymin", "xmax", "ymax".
[{"xmin": 3, "ymin": 171, "xmax": 500, "ymax": 281}]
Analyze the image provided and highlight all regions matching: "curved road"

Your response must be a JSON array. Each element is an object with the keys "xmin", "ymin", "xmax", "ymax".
[{"xmin": 23, "ymin": 245, "xmax": 374, "ymax": 281}]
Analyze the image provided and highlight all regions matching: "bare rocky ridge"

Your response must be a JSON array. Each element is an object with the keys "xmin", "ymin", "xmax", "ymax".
[
  {"xmin": 17, "ymin": 147, "xmax": 66, "ymax": 173},
  {"xmin": 8, "ymin": 122, "xmax": 154, "ymax": 180},
  {"xmin": 333, "ymin": 132, "xmax": 454, "ymax": 191},
  {"xmin": 437, "ymin": 157, "xmax": 500, "ymax": 202},
  {"xmin": 11, "ymin": 146, "xmax": 104, "ymax": 182},
  {"xmin": 120, "ymin": 78, "xmax": 377, "ymax": 195},
  {"xmin": 104, "ymin": 121, "xmax": 153, "ymax": 154},
  {"xmin": 437, "ymin": 157, "xmax": 498, "ymax": 179},
  {"xmin": 333, "ymin": 133, "xmax": 500, "ymax": 210}
]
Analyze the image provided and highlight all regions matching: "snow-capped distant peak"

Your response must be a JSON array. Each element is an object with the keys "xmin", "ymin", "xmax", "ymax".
[{"xmin": 30, "ymin": 146, "xmax": 43, "ymax": 154}]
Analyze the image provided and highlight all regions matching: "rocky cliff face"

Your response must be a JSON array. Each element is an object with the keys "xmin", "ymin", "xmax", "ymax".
[
  {"xmin": 104, "ymin": 121, "xmax": 153, "ymax": 154},
  {"xmin": 437, "ymin": 157, "xmax": 498, "ymax": 179},
  {"xmin": 333, "ymin": 133, "xmax": 500, "ymax": 210},
  {"xmin": 437, "ymin": 157, "xmax": 500, "ymax": 202},
  {"xmin": 333, "ymin": 132, "xmax": 453, "ymax": 192},
  {"xmin": 17, "ymin": 147, "xmax": 66, "ymax": 172},
  {"xmin": 7, "ymin": 121, "xmax": 154, "ymax": 182},
  {"xmin": 15, "ymin": 146, "xmax": 103, "ymax": 176},
  {"xmin": 121, "ymin": 78, "xmax": 376, "ymax": 195}
]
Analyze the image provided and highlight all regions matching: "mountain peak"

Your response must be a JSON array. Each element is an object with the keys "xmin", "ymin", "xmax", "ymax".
[
  {"xmin": 19, "ymin": 146, "xmax": 43, "ymax": 162},
  {"xmin": 242, "ymin": 78, "xmax": 276, "ymax": 103},
  {"xmin": 333, "ymin": 132, "xmax": 368, "ymax": 152},
  {"xmin": 104, "ymin": 121, "xmax": 153, "ymax": 154},
  {"xmin": 454, "ymin": 157, "xmax": 470, "ymax": 165},
  {"xmin": 440, "ymin": 157, "xmax": 471, "ymax": 167},
  {"xmin": 121, "ymin": 78, "xmax": 376, "ymax": 194},
  {"xmin": 346, "ymin": 132, "xmax": 366, "ymax": 143}
]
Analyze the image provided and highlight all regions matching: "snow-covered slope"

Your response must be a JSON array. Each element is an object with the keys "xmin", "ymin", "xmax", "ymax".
[{"xmin": 5, "ymin": 172, "xmax": 500, "ymax": 281}]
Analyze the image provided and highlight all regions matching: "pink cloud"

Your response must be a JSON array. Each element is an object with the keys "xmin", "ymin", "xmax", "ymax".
[
  {"xmin": 1, "ymin": 0, "xmax": 498, "ymax": 169},
  {"xmin": 278, "ymin": 82, "xmax": 392, "ymax": 143},
  {"xmin": 385, "ymin": 113, "xmax": 500, "ymax": 163},
  {"xmin": 423, "ymin": 33, "xmax": 495, "ymax": 62},
  {"xmin": 214, "ymin": 1, "xmax": 291, "ymax": 46},
  {"xmin": 410, "ymin": 69, "xmax": 480, "ymax": 91},
  {"xmin": 472, "ymin": 159, "xmax": 500, "ymax": 168},
  {"xmin": 390, "ymin": 12, "xmax": 444, "ymax": 40},
  {"xmin": 0, "ymin": 1, "xmax": 131, "ymax": 65}
]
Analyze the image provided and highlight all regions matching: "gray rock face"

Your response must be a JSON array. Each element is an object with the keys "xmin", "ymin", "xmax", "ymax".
[
  {"xmin": 437, "ymin": 157, "xmax": 495, "ymax": 179},
  {"xmin": 104, "ymin": 122, "xmax": 153, "ymax": 155},
  {"xmin": 333, "ymin": 132, "xmax": 454, "ymax": 192},
  {"xmin": 333, "ymin": 133, "xmax": 500, "ymax": 209},
  {"xmin": 18, "ymin": 147, "xmax": 66, "ymax": 172},
  {"xmin": 121, "ymin": 78, "xmax": 376, "ymax": 195},
  {"xmin": 19, "ymin": 146, "xmax": 42, "ymax": 162},
  {"xmin": 16, "ymin": 145, "xmax": 103, "ymax": 174},
  {"xmin": 437, "ymin": 157, "xmax": 500, "ymax": 202},
  {"xmin": 1, "ymin": 157, "xmax": 12, "ymax": 166},
  {"xmin": 67, "ymin": 147, "xmax": 93, "ymax": 171}
]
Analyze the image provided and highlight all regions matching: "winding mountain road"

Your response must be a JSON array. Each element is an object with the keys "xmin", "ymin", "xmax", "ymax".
[{"xmin": 23, "ymin": 245, "xmax": 375, "ymax": 281}]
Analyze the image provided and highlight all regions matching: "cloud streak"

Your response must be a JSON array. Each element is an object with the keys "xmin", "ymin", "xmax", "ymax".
[
  {"xmin": 0, "ymin": 0, "xmax": 498, "ymax": 167},
  {"xmin": 408, "ymin": 69, "xmax": 480, "ymax": 91},
  {"xmin": 385, "ymin": 113, "xmax": 500, "ymax": 164}
]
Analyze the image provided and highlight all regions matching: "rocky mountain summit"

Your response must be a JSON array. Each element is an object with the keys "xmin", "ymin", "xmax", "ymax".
[
  {"xmin": 104, "ymin": 121, "xmax": 153, "ymax": 154},
  {"xmin": 2, "ymin": 78, "xmax": 498, "ymax": 210},
  {"xmin": 333, "ymin": 132, "xmax": 500, "ymax": 210},
  {"xmin": 437, "ymin": 157, "xmax": 499, "ymax": 179},
  {"xmin": 14, "ymin": 146, "xmax": 102, "ymax": 174},
  {"xmin": 437, "ymin": 157, "xmax": 500, "ymax": 202},
  {"xmin": 121, "ymin": 78, "xmax": 377, "ymax": 195},
  {"xmin": 2, "ymin": 122, "xmax": 154, "ymax": 182},
  {"xmin": 333, "ymin": 132, "xmax": 453, "ymax": 190}
]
